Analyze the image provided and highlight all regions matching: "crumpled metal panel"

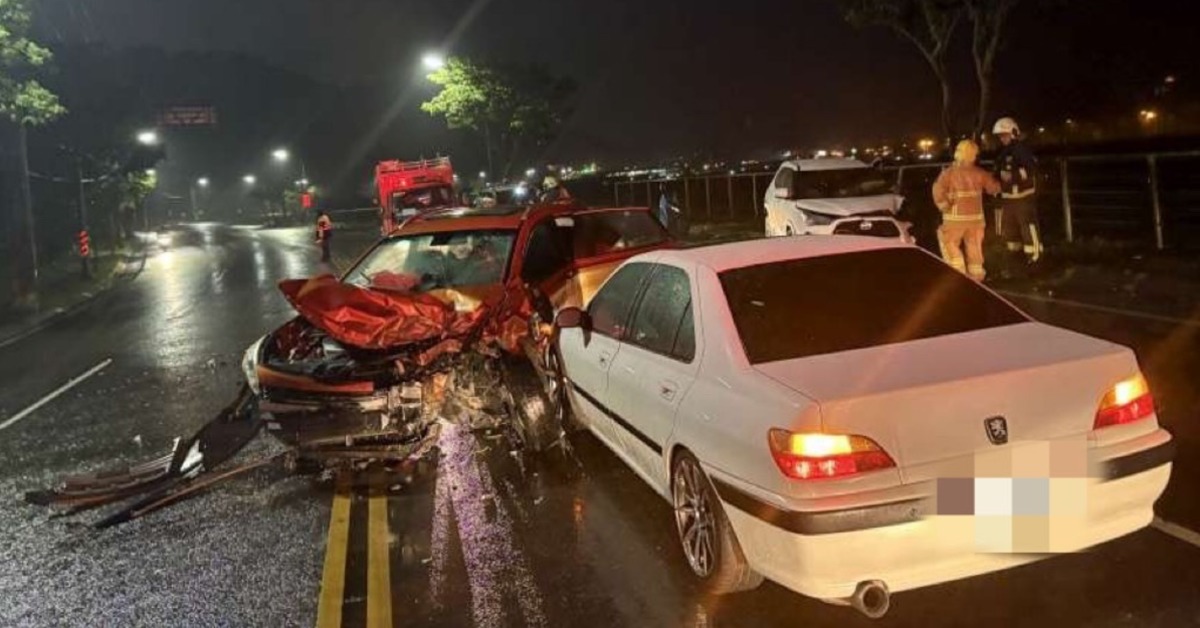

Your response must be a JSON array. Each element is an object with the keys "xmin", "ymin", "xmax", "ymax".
[{"xmin": 278, "ymin": 275, "xmax": 488, "ymax": 351}]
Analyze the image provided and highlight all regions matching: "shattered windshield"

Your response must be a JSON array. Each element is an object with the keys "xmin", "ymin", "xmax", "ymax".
[
  {"xmin": 794, "ymin": 168, "xmax": 893, "ymax": 199},
  {"xmin": 344, "ymin": 230, "xmax": 516, "ymax": 292}
]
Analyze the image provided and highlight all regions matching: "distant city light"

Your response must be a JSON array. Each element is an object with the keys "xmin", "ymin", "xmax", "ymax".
[
  {"xmin": 197, "ymin": 177, "xmax": 209, "ymax": 187},
  {"xmin": 243, "ymin": 174, "xmax": 257, "ymax": 185},
  {"xmin": 525, "ymin": 168, "xmax": 536, "ymax": 178},
  {"xmin": 514, "ymin": 184, "xmax": 528, "ymax": 198},
  {"xmin": 272, "ymin": 148, "xmax": 290, "ymax": 162},
  {"xmin": 422, "ymin": 53, "xmax": 446, "ymax": 71},
  {"xmin": 1139, "ymin": 109, "xmax": 1159, "ymax": 122},
  {"xmin": 1165, "ymin": 75, "xmax": 1176, "ymax": 84},
  {"xmin": 815, "ymin": 150, "xmax": 829, "ymax": 158},
  {"xmin": 136, "ymin": 130, "xmax": 159, "ymax": 145},
  {"xmin": 918, "ymin": 138, "xmax": 935, "ymax": 151},
  {"xmin": 479, "ymin": 171, "xmax": 487, "ymax": 179}
]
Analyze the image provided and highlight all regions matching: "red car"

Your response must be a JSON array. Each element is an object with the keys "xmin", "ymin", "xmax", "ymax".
[{"xmin": 242, "ymin": 202, "xmax": 675, "ymax": 461}]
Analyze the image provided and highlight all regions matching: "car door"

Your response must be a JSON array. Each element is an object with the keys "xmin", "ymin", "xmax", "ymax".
[
  {"xmin": 765, "ymin": 165, "xmax": 797, "ymax": 236},
  {"xmin": 603, "ymin": 263, "xmax": 700, "ymax": 490},
  {"xmin": 557, "ymin": 261, "xmax": 656, "ymax": 449}
]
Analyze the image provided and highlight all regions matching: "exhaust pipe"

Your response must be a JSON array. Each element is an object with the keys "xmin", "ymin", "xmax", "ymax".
[{"xmin": 849, "ymin": 580, "xmax": 890, "ymax": 619}]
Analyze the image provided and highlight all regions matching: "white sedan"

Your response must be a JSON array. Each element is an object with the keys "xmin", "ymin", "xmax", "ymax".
[{"xmin": 550, "ymin": 236, "xmax": 1173, "ymax": 618}]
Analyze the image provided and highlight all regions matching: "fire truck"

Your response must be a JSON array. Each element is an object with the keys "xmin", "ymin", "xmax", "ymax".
[{"xmin": 375, "ymin": 157, "xmax": 457, "ymax": 234}]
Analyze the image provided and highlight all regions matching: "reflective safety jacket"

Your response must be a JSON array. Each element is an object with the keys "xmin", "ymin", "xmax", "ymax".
[
  {"xmin": 315, "ymin": 214, "xmax": 333, "ymax": 241},
  {"xmin": 995, "ymin": 141, "xmax": 1038, "ymax": 199},
  {"xmin": 932, "ymin": 164, "xmax": 1001, "ymax": 222}
]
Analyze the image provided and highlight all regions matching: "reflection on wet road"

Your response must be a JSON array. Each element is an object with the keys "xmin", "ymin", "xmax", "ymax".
[{"xmin": 2, "ymin": 223, "xmax": 1199, "ymax": 627}]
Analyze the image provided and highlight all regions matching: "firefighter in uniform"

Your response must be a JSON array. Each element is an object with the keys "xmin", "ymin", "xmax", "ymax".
[
  {"xmin": 932, "ymin": 140, "xmax": 1001, "ymax": 282},
  {"xmin": 315, "ymin": 211, "xmax": 333, "ymax": 263},
  {"xmin": 992, "ymin": 117, "xmax": 1041, "ymax": 268}
]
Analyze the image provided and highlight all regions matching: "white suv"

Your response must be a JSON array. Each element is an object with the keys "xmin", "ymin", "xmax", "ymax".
[{"xmin": 764, "ymin": 158, "xmax": 913, "ymax": 243}]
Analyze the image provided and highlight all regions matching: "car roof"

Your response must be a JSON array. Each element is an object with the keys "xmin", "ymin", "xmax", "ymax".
[
  {"xmin": 783, "ymin": 158, "xmax": 869, "ymax": 172},
  {"xmin": 392, "ymin": 204, "xmax": 655, "ymax": 236},
  {"xmin": 652, "ymin": 235, "xmax": 907, "ymax": 273}
]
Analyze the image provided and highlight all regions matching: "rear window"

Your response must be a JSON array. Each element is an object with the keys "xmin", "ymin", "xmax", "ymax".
[{"xmin": 719, "ymin": 248, "xmax": 1028, "ymax": 364}]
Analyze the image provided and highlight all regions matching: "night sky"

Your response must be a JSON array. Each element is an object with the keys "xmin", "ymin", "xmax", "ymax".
[{"xmin": 29, "ymin": 0, "xmax": 1197, "ymax": 200}]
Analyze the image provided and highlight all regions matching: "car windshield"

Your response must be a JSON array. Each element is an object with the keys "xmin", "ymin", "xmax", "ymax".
[
  {"xmin": 344, "ymin": 229, "xmax": 516, "ymax": 292},
  {"xmin": 572, "ymin": 210, "xmax": 669, "ymax": 258},
  {"xmin": 719, "ymin": 248, "xmax": 1029, "ymax": 363},
  {"xmin": 794, "ymin": 168, "xmax": 893, "ymax": 199}
]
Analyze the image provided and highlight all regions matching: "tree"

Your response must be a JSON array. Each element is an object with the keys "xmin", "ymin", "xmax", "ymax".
[
  {"xmin": 963, "ymin": 0, "xmax": 1021, "ymax": 139},
  {"xmin": 422, "ymin": 57, "xmax": 575, "ymax": 179},
  {"xmin": 842, "ymin": 0, "xmax": 964, "ymax": 141},
  {"xmin": 1, "ymin": 0, "xmax": 65, "ymax": 307}
]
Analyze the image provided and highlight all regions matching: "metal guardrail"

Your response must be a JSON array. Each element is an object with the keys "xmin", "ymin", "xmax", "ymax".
[{"xmin": 604, "ymin": 151, "xmax": 1200, "ymax": 251}]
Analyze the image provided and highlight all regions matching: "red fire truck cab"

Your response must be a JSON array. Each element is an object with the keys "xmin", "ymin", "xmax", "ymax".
[{"xmin": 375, "ymin": 157, "xmax": 457, "ymax": 233}]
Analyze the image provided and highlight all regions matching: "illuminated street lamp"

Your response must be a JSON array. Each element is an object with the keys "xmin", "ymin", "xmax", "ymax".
[
  {"xmin": 197, "ymin": 177, "xmax": 210, "ymax": 187},
  {"xmin": 918, "ymin": 138, "xmax": 935, "ymax": 152},
  {"xmin": 1139, "ymin": 109, "xmax": 1158, "ymax": 122},
  {"xmin": 479, "ymin": 171, "xmax": 487, "ymax": 179},
  {"xmin": 422, "ymin": 53, "xmax": 446, "ymax": 71},
  {"xmin": 272, "ymin": 148, "xmax": 290, "ymax": 162},
  {"xmin": 243, "ymin": 174, "xmax": 257, "ymax": 185},
  {"xmin": 137, "ymin": 130, "xmax": 159, "ymax": 145},
  {"xmin": 525, "ymin": 168, "xmax": 536, "ymax": 178}
]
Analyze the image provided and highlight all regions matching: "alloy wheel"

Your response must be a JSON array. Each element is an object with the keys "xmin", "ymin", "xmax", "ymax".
[{"xmin": 673, "ymin": 457, "xmax": 717, "ymax": 577}]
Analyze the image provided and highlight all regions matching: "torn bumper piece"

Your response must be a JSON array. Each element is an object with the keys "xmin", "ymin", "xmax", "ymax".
[{"xmin": 24, "ymin": 384, "xmax": 266, "ymax": 528}]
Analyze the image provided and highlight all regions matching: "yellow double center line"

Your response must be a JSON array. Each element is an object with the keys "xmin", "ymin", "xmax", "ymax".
[{"xmin": 316, "ymin": 476, "xmax": 393, "ymax": 628}]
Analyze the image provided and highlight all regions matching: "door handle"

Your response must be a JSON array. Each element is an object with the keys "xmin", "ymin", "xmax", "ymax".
[{"xmin": 658, "ymin": 379, "xmax": 679, "ymax": 401}]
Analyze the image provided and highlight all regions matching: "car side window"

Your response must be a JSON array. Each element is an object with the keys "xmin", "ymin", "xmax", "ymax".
[
  {"xmin": 672, "ymin": 301, "xmax": 695, "ymax": 362},
  {"xmin": 521, "ymin": 221, "xmax": 573, "ymax": 285},
  {"xmin": 588, "ymin": 262, "xmax": 653, "ymax": 339},
  {"xmin": 773, "ymin": 167, "xmax": 794, "ymax": 193},
  {"xmin": 626, "ymin": 265, "xmax": 693, "ymax": 361}
]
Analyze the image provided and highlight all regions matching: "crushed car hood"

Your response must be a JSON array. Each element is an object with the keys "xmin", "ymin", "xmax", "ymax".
[
  {"xmin": 793, "ymin": 194, "xmax": 903, "ymax": 217},
  {"xmin": 278, "ymin": 275, "xmax": 489, "ymax": 351},
  {"xmin": 277, "ymin": 275, "xmax": 533, "ymax": 357}
]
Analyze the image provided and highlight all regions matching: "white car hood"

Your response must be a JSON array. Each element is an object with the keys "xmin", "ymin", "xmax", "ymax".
[{"xmin": 793, "ymin": 194, "xmax": 902, "ymax": 217}]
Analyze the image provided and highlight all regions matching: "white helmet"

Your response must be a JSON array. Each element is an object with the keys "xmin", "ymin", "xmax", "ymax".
[{"xmin": 992, "ymin": 117, "xmax": 1020, "ymax": 136}]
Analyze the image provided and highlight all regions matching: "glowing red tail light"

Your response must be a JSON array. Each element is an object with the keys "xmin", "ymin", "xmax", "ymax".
[
  {"xmin": 1094, "ymin": 373, "xmax": 1156, "ymax": 429},
  {"xmin": 767, "ymin": 429, "xmax": 895, "ymax": 480}
]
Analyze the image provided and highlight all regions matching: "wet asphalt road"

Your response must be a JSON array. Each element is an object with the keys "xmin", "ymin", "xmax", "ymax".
[{"xmin": 1, "ymin": 223, "xmax": 1199, "ymax": 627}]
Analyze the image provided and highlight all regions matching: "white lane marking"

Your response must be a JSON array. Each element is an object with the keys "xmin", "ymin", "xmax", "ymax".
[
  {"xmin": 1153, "ymin": 517, "xmax": 1200, "ymax": 549},
  {"xmin": 0, "ymin": 358, "xmax": 114, "ymax": 432},
  {"xmin": 998, "ymin": 290, "xmax": 1200, "ymax": 328}
]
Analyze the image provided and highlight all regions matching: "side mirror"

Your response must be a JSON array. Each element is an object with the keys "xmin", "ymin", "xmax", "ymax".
[
  {"xmin": 773, "ymin": 188, "xmax": 792, "ymax": 200},
  {"xmin": 554, "ymin": 306, "xmax": 588, "ymax": 330}
]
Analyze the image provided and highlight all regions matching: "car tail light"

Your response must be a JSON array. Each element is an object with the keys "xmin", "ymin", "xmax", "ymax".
[
  {"xmin": 767, "ymin": 429, "xmax": 895, "ymax": 480},
  {"xmin": 1094, "ymin": 373, "xmax": 1155, "ymax": 429}
]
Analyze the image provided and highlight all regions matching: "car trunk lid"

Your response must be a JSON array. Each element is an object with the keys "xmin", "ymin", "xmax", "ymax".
[{"xmin": 753, "ymin": 322, "xmax": 1139, "ymax": 483}]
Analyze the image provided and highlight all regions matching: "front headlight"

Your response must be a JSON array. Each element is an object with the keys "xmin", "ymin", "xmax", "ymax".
[{"xmin": 241, "ymin": 336, "xmax": 265, "ymax": 395}]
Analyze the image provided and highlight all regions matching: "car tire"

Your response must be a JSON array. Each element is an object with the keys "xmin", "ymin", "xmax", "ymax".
[
  {"xmin": 503, "ymin": 360, "xmax": 562, "ymax": 453},
  {"xmin": 543, "ymin": 344, "xmax": 584, "ymax": 433},
  {"xmin": 671, "ymin": 450, "xmax": 763, "ymax": 594}
]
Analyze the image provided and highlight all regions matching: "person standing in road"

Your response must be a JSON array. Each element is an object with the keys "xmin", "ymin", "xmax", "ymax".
[
  {"xmin": 992, "ymin": 117, "xmax": 1041, "ymax": 270},
  {"xmin": 932, "ymin": 140, "xmax": 1001, "ymax": 282},
  {"xmin": 539, "ymin": 176, "xmax": 573, "ymax": 204},
  {"xmin": 315, "ymin": 210, "xmax": 333, "ymax": 263}
]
